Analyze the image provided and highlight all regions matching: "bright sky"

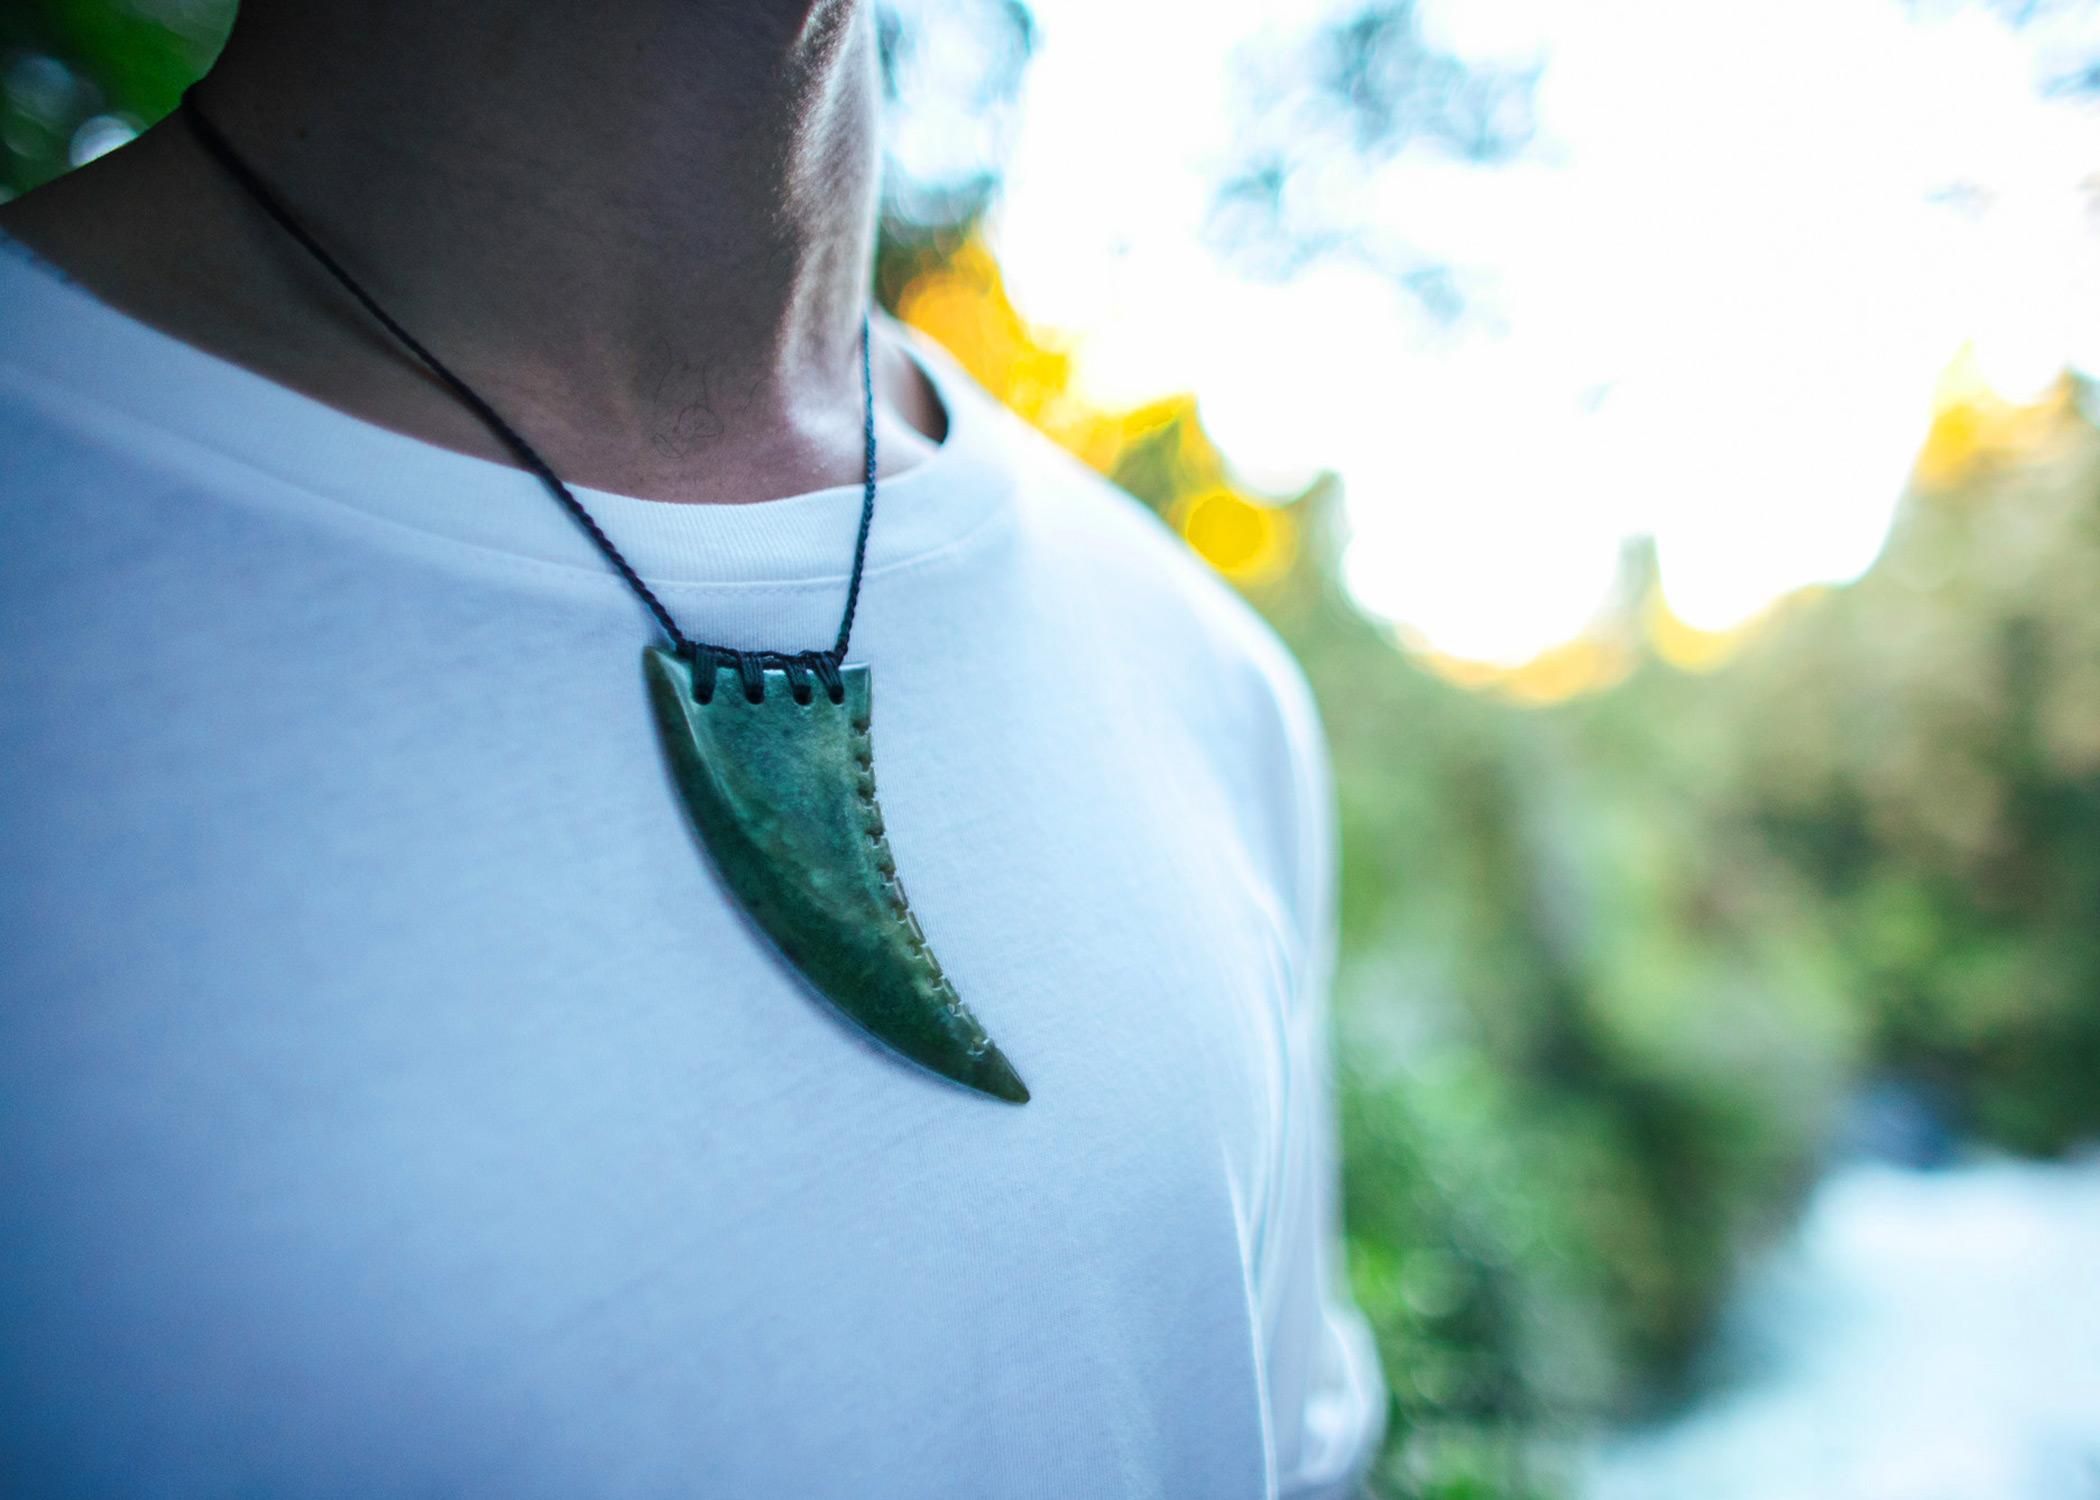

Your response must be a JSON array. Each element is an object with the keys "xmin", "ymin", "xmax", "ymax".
[{"xmin": 973, "ymin": 0, "xmax": 2100, "ymax": 663}]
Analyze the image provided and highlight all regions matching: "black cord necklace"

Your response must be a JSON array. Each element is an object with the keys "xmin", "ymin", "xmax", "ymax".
[{"xmin": 181, "ymin": 95, "xmax": 1028, "ymax": 1104}]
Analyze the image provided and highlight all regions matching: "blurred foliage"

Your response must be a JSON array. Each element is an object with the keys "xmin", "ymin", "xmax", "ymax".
[
  {"xmin": 882, "ymin": 240, "xmax": 2100, "ymax": 1495},
  {"xmin": 0, "ymin": 1, "xmax": 219, "ymax": 195},
  {"xmin": 12, "ymin": 8, "xmax": 2100, "ymax": 1499}
]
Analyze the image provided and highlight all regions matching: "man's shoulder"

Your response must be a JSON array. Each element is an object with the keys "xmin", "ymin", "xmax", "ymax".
[
  {"xmin": 937, "ymin": 359, "xmax": 1332, "ymax": 921},
  {"xmin": 953, "ymin": 367, "xmax": 1319, "ymax": 736}
]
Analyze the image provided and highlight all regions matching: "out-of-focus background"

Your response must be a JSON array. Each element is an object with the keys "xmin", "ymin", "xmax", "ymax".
[{"xmin": 8, "ymin": 2, "xmax": 2098, "ymax": 1496}]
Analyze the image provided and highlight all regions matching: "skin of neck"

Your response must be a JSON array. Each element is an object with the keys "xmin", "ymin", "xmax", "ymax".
[{"xmin": 0, "ymin": 0, "xmax": 943, "ymax": 502}]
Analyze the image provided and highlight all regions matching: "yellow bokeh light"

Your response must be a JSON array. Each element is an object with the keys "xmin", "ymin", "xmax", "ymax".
[
  {"xmin": 1915, "ymin": 344, "xmax": 2079, "ymax": 491},
  {"xmin": 897, "ymin": 259, "xmax": 1068, "ymax": 425},
  {"xmin": 1173, "ymin": 488, "xmax": 1298, "ymax": 586}
]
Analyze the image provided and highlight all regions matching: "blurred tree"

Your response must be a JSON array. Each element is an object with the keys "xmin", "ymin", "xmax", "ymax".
[{"xmin": 1698, "ymin": 384, "xmax": 2100, "ymax": 1155}]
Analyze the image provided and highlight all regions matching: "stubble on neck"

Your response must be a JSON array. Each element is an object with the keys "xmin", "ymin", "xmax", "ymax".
[{"xmin": 0, "ymin": 0, "xmax": 945, "ymax": 503}]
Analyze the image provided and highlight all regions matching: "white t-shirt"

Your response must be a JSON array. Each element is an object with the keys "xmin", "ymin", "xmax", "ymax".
[{"xmin": 0, "ymin": 231, "xmax": 1384, "ymax": 1498}]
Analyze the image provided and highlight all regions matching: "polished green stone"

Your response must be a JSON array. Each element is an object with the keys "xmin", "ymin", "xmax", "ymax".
[{"xmin": 643, "ymin": 648, "xmax": 1029, "ymax": 1104}]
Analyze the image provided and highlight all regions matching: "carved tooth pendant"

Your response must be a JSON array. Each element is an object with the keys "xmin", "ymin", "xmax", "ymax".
[{"xmin": 642, "ymin": 648, "xmax": 1029, "ymax": 1104}]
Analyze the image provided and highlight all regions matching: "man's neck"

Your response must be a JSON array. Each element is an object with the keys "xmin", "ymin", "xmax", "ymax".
[{"xmin": 0, "ymin": 0, "xmax": 941, "ymax": 503}]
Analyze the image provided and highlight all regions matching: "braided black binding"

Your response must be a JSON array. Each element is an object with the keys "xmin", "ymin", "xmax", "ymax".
[
  {"xmin": 688, "ymin": 646, "xmax": 846, "ymax": 707},
  {"xmin": 181, "ymin": 90, "xmax": 880, "ymax": 699}
]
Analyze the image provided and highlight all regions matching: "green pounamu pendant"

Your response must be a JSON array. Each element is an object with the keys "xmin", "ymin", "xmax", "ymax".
[{"xmin": 643, "ymin": 647, "xmax": 1029, "ymax": 1104}]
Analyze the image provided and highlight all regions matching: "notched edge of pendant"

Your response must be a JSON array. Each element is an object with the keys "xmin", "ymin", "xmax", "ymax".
[{"xmin": 838, "ymin": 687, "xmax": 1031, "ymax": 1105}]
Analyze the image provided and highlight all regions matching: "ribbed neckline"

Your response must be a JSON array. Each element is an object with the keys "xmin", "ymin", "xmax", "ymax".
[{"xmin": 0, "ymin": 226, "xmax": 1010, "ymax": 588}]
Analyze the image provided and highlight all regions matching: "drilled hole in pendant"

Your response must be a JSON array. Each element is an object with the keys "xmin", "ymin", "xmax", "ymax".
[{"xmin": 793, "ymin": 684, "xmax": 814, "ymax": 706}]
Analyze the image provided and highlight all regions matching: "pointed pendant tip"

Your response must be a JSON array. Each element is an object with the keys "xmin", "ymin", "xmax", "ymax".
[{"xmin": 974, "ymin": 1046, "xmax": 1031, "ymax": 1105}]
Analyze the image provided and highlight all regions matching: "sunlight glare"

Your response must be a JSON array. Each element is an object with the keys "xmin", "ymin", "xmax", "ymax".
[{"xmin": 997, "ymin": 0, "xmax": 2100, "ymax": 664}]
